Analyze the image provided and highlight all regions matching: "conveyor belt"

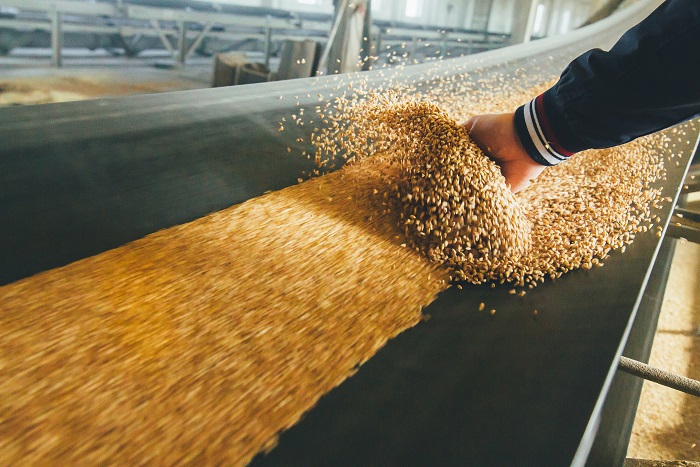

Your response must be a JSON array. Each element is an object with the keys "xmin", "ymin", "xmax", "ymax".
[
  {"xmin": 0, "ymin": 0, "xmax": 668, "ymax": 285},
  {"xmin": 1, "ymin": 0, "xmax": 697, "ymax": 464}
]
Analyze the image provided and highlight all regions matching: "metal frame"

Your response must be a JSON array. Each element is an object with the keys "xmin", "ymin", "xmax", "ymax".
[
  {"xmin": 2, "ymin": 0, "xmax": 696, "ymax": 464},
  {"xmin": 49, "ymin": 7, "xmax": 61, "ymax": 67},
  {"xmin": 0, "ymin": 0, "xmax": 509, "ymax": 66},
  {"xmin": 667, "ymin": 167, "xmax": 700, "ymax": 243}
]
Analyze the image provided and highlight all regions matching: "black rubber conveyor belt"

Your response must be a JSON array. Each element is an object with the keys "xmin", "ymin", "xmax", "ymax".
[{"xmin": 0, "ymin": 0, "xmax": 697, "ymax": 464}]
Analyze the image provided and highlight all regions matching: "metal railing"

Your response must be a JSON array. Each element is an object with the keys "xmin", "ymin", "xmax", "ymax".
[{"xmin": 0, "ymin": 0, "xmax": 510, "ymax": 67}]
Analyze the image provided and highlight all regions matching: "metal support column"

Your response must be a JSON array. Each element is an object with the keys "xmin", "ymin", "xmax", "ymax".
[
  {"xmin": 50, "ymin": 8, "xmax": 62, "ymax": 67},
  {"xmin": 360, "ymin": 0, "xmax": 372, "ymax": 71},
  {"xmin": 177, "ymin": 20, "xmax": 186, "ymax": 65},
  {"xmin": 440, "ymin": 31, "xmax": 448, "ymax": 57},
  {"xmin": 374, "ymin": 28, "xmax": 382, "ymax": 64},
  {"xmin": 410, "ymin": 36, "xmax": 417, "ymax": 61},
  {"xmin": 317, "ymin": 0, "xmax": 349, "ymax": 75},
  {"xmin": 510, "ymin": 0, "xmax": 538, "ymax": 44},
  {"xmin": 263, "ymin": 17, "xmax": 272, "ymax": 69}
]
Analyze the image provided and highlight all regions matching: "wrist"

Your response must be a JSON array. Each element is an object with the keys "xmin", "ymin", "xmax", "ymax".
[{"xmin": 514, "ymin": 93, "xmax": 576, "ymax": 166}]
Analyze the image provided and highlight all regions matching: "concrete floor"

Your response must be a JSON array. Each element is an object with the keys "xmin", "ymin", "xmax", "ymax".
[
  {"xmin": 1, "ymin": 48, "xmax": 217, "ymax": 75},
  {"xmin": 0, "ymin": 64, "xmax": 210, "ymax": 106},
  {"xmin": 628, "ymin": 193, "xmax": 700, "ymax": 462}
]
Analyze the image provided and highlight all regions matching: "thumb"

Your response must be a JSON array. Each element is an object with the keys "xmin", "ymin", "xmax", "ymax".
[{"xmin": 463, "ymin": 116, "xmax": 477, "ymax": 132}]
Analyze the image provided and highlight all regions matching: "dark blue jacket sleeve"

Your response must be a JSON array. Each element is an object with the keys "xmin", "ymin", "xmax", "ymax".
[{"xmin": 513, "ymin": 0, "xmax": 700, "ymax": 166}]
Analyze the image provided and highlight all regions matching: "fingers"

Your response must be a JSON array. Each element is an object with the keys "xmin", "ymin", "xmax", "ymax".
[
  {"xmin": 460, "ymin": 113, "xmax": 547, "ymax": 193},
  {"xmin": 463, "ymin": 116, "xmax": 477, "ymax": 132}
]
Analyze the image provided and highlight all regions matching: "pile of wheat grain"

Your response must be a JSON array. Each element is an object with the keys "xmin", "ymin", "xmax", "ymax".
[
  {"xmin": 308, "ymin": 87, "xmax": 668, "ymax": 288},
  {"xmin": 0, "ymin": 61, "xmax": 684, "ymax": 465},
  {"xmin": 0, "ymin": 158, "xmax": 449, "ymax": 465},
  {"xmin": 324, "ymin": 97, "xmax": 533, "ymax": 282}
]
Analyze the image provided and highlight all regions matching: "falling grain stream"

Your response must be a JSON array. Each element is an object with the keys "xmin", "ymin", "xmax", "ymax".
[{"xmin": 0, "ymin": 158, "xmax": 448, "ymax": 465}]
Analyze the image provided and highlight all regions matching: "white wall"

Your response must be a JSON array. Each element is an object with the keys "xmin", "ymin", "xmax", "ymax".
[
  {"xmin": 372, "ymin": 0, "xmax": 467, "ymax": 27},
  {"xmin": 271, "ymin": 0, "xmax": 334, "ymax": 13},
  {"xmin": 371, "ymin": 0, "xmax": 395, "ymax": 20},
  {"xmin": 487, "ymin": 0, "xmax": 515, "ymax": 33},
  {"xmin": 534, "ymin": 0, "xmax": 592, "ymax": 38},
  {"xmin": 370, "ymin": 0, "xmax": 551, "ymax": 33},
  {"xmin": 195, "ymin": 0, "xmax": 333, "ymax": 13},
  {"xmin": 195, "ymin": 0, "xmax": 597, "ymax": 34}
]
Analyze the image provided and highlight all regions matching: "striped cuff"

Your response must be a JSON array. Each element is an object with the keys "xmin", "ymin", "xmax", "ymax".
[{"xmin": 514, "ymin": 94, "xmax": 574, "ymax": 166}]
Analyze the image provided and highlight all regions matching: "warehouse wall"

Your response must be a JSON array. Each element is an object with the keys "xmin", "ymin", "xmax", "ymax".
[{"xmin": 196, "ymin": 0, "xmax": 607, "ymax": 36}]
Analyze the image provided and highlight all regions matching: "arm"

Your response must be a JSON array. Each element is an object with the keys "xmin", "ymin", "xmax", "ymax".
[{"xmin": 468, "ymin": 0, "xmax": 700, "ymax": 190}]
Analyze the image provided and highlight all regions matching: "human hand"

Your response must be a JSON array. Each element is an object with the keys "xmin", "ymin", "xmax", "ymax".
[{"xmin": 463, "ymin": 113, "xmax": 546, "ymax": 193}]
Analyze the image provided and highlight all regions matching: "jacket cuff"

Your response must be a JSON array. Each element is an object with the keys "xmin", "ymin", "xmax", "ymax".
[{"xmin": 514, "ymin": 93, "xmax": 575, "ymax": 166}]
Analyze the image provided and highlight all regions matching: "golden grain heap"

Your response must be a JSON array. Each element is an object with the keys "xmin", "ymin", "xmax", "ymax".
[
  {"xmin": 308, "ymin": 81, "xmax": 672, "ymax": 288},
  {"xmin": 329, "ymin": 98, "xmax": 532, "ymax": 282},
  {"xmin": 0, "ymin": 162, "xmax": 449, "ymax": 466},
  {"xmin": 0, "ymin": 57, "xmax": 690, "ymax": 466},
  {"xmin": 392, "ymin": 103, "xmax": 532, "ymax": 281}
]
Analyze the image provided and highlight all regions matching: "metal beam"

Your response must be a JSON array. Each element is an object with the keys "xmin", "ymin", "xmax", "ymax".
[
  {"xmin": 263, "ymin": 18, "xmax": 272, "ymax": 69},
  {"xmin": 0, "ymin": 18, "xmax": 118, "ymax": 34},
  {"xmin": 673, "ymin": 207, "xmax": 700, "ymax": 223},
  {"xmin": 618, "ymin": 356, "xmax": 700, "ymax": 397},
  {"xmin": 682, "ymin": 179, "xmax": 700, "ymax": 194},
  {"xmin": 126, "ymin": 4, "xmax": 303, "ymax": 30},
  {"xmin": 176, "ymin": 20, "xmax": 186, "ymax": 64},
  {"xmin": 50, "ymin": 8, "xmax": 62, "ymax": 67},
  {"xmin": 666, "ymin": 222, "xmax": 700, "ymax": 243},
  {"xmin": 0, "ymin": 28, "xmax": 32, "ymax": 55},
  {"xmin": 184, "ymin": 22, "xmax": 212, "ymax": 62},
  {"xmin": 150, "ymin": 19, "xmax": 175, "ymax": 57},
  {"xmin": 0, "ymin": 2, "xmax": 507, "ymax": 65},
  {"xmin": 409, "ymin": 36, "xmax": 418, "ymax": 59}
]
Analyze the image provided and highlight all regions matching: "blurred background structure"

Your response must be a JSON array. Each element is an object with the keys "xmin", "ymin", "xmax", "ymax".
[
  {"xmin": 0, "ymin": 1, "xmax": 697, "ymax": 465},
  {"xmin": 0, "ymin": 0, "xmax": 610, "ymax": 76}
]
